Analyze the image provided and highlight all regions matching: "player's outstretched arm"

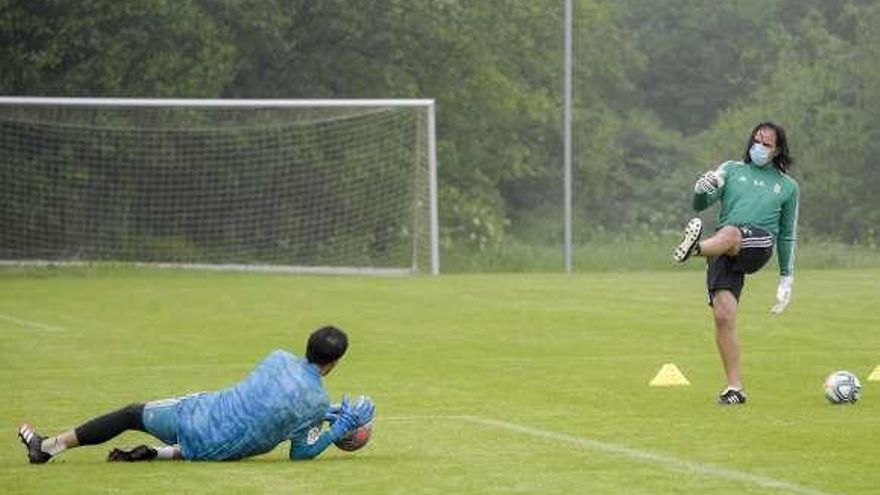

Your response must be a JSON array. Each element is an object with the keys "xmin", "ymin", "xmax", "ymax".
[
  {"xmin": 692, "ymin": 163, "xmax": 731, "ymax": 211},
  {"xmin": 289, "ymin": 395, "xmax": 375, "ymax": 461},
  {"xmin": 692, "ymin": 171, "xmax": 724, "ymax": 211},
  {"xmin": 289, "ymin": 430, "xmax": 335, "ymax": 460},
  {"xmin": 290, "ymin": 396, "xmax": 357, "ymax": 460}
]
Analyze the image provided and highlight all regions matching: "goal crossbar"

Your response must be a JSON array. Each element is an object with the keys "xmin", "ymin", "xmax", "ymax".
[{"xmin": 0, "ymin": 97, "xmax": 435, "ymax": 108}]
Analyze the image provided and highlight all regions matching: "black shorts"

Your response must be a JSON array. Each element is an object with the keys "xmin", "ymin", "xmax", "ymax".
[{"xmin": 706, "ymin": 226, "xmax": 773, "ymax": 304}]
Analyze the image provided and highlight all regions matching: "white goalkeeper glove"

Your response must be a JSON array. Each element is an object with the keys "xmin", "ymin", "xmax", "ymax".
[
  {"xmin": 770, "ymin": 275, "xmax": 794, "ymax": 314},
  {"xmin": 694, "ymin": 170, "xmax": 725, "ymax": 195}
]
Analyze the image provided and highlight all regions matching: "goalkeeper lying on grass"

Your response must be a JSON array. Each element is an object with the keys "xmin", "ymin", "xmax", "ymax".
[{"xmin": 18, "ymin": 325, "xmax": 374, "ymax": 463}]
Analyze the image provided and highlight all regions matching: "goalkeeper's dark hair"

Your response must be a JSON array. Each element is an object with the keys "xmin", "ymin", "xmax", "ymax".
[
  {"xmin": 306, "ymin": 325, "xmax": 348, "ymax": 365},
  {"xmin": 742, "ymin": 121, "xmax": 794, "ymax": 174}
]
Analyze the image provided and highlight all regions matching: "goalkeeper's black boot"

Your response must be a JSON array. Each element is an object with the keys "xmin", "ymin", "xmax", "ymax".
[
  {"xmin": 18, "ymin": 424, "xmax": 52, "ymax": 464},
  {"xmin": 673, "ymin": 217, "xmax": 702, "ymax": 262},
  {"xmin": 717, "ymin": 388, "xmax": 747, "ymax": 406},
  {"xmin": 108, "ymin": 445, "xmax": 158, "ymax": 462}
]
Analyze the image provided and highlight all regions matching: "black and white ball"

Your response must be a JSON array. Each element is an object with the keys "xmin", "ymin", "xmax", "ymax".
[{"xmin": 824, "ymin": 370, "xmax": 861, "ymax": 404}]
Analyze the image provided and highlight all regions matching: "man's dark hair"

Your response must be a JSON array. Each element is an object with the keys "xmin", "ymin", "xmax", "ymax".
[
  {"xmin": 742, "ymin": 121, "xmax": 794, "ymax": 174},
  {"xmin": 306, "ymin": 326, "xmax": 348, "ymax": 365}
]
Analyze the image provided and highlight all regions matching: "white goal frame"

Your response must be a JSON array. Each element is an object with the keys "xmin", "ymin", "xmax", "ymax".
[{"xmin": 0, "ymin": 97, "xmax": 440, "ymax": 275}]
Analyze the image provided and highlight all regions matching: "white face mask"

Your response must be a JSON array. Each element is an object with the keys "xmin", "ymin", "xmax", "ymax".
[{"xmin": 749, "ymin": 143, "xmax": 772, "ymax": 166}]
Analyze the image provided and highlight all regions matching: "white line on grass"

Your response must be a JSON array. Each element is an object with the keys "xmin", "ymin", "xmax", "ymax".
[
  {"xmin": 385, "ymin": 415, "xmax": 839, "ymax": 495},
  {"xmin": 0, "ymin": 312, "xmax": 67, "ymax": 332}
]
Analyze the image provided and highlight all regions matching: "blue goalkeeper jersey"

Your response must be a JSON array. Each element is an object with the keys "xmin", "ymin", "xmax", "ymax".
[{"xmin": 176, "ymin": 350, "xmax": 329, "ymax": 461}]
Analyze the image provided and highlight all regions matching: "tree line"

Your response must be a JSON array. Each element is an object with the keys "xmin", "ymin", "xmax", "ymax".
[{"xmin": 2, "ymin": 0, "xmax": 878, "ymax": 254}]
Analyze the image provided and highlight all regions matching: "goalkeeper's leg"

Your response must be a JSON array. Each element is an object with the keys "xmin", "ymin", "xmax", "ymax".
[
  {"xmin": 18, "ymin": 403, "xmax": 147, "ymax": 463},
  {"xmin": 696, "ymin": 225, "xmax": 744, "ymax": 257},
  {"xmin": 74, "ymin": 403, "xmax": 148, "ymax": 445}
]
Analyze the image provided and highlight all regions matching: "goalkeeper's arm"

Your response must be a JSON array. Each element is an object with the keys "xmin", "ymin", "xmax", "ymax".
[
  {"xmin": 289, "ymin": 404, "xmax": 356, "ymax": 460},
  {"xmin": 289, "ymin": 396, "xmax": 374, "ymax": 461},
  {"xmin": 692, "ymin": 162, "xmax": 731, "ymax": 211},
  {"xmin": 289, "ymin": 426, "xmax": 340, "ymax": 460}
]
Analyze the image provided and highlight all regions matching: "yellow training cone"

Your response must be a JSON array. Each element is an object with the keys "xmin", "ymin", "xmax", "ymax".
[
  {"xmin": 650, "ymin": 363, "xmax": 690, "ymax": 386},
  {"xmin": 868, "ymin": 365, "xmax": 880, "ymax": 382}
]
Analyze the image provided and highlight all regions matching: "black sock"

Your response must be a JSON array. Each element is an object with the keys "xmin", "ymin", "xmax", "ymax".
[{"xmin": 74, "ymin": 403, "xmax": 146, "ymax": 446}]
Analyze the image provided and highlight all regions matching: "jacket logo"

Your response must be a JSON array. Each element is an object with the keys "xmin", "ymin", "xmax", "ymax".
[{"xmin": 306, "ymin": 426, "xmax": 321, "ymax": 445}]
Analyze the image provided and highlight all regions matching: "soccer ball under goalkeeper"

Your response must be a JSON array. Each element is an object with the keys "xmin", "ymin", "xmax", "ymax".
[
  {"xmin": 334, "ymin": 422, "xmax": 373, "ymax": 451},
  {"xmin": 824, "ymin": 371, "xmax": 861, "ymax": 404}
]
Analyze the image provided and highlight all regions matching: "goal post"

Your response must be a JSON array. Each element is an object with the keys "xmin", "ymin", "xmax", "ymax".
[{"xmin": 0, "ymin": 97, "xmax": 440, "ymax": 275}]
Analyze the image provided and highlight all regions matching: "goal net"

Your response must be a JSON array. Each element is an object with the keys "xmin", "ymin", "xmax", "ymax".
[{"xmin": 0, "ymin": 97, "xmax": 439, "ymax": 275}]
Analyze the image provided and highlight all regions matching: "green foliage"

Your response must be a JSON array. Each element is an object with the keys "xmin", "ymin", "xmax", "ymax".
[
  {"xmin": 699, "ymin": 4, "xmax": 880, "ymax": 245},
  {"xmin": 620, "ymin": 0, "xmax": 782, "ymax": 134},
  {"xmin": 443, "ymin": 230, "xmax": 880, "ymax": 273},
  {"xmin": 0, "ymin": 0, "xmax": 234, "ymax": 96},
  {"xmin": 2, "ymin": 0, "xmax": 879, "ymax": 264},
  {"xmin": 440, "ymin": 184, "xmax": 509, "ymax": 251},
  {"xmin": 576, "ymin": 111, "xmax": 697, "ymax": 234}
]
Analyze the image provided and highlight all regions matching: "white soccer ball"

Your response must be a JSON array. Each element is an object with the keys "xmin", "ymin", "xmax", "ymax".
[{"xmin": 824, "ymin": 370, "xmax": 861, "ymax": 404}]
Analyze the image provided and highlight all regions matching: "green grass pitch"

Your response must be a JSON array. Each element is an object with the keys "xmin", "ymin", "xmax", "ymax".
[{"xmin": 1, "ymin": 266, "xmax": 877, "ymax": 494}]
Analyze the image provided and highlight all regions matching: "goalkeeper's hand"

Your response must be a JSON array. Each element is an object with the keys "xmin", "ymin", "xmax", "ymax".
[
  {"xmin": 694, "ymin": 170, "xmax": 724, "ymax": 194},
  {"xmin": 351, "ymin": 395, "xmax": 375, "ymax": 426},
  {"xmin": 325, "ymin": 395, "xmax": 375, "ymax": 426},
  {"xmin": 328, "ymin": 395, "xmax": 358, "ymax": 441},
  {"xmin": 770, "ymin": 275, "xmax": 794, "ymax": 314}
]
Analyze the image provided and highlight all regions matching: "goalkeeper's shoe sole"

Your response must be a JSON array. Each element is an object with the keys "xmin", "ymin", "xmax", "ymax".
[
  {"xmin": 717, "ymin": 388, "xmax": 747, "ymax": 406},
  {"xmin": 18, "ymin": 424, "xmax": 52, "ymax": 464},
  {"xmin": 673, "ymin": 217, "xmax": 703, "ymax": 262}
]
